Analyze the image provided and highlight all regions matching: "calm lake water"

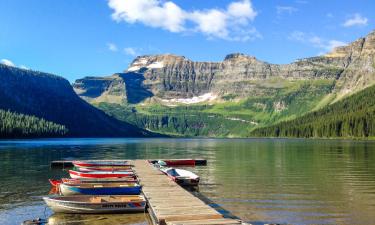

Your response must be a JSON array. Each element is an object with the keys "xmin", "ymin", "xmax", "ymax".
[{"xmin": 0, "ymin": 138, "xmax": 375, "ymax": 225}]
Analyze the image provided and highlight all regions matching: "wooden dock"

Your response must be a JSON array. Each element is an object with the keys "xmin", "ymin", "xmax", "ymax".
[{"xmin": 132, "ymin": 160, "xmax": 244, "ymax": 225}]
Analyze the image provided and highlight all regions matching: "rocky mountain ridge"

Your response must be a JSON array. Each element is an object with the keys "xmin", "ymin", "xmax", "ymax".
[
  {"xmin": 74, "ymin": 30, "xmax": 375, "ymax": 106},
  {"xmin": 72, "ymin": 30, "xmax": 375, "ymax": 137}
]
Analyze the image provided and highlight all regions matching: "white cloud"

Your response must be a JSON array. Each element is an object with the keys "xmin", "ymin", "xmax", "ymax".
[
  {"xmin": 343, "ymin": 13, "xmax": 368, "ymax": 27},
  {"xmin": 108, "ymin": 0, "xmax": 259, "ymax": 41},
  {"xmin": 109, "ymin": 0, "xmax": 186, "ymax": 32},
  {"xmin": 289, "ymin": 31, "xmax": 346, "ymax": 53},
  {"xmin": 0, "ymin": 59, "xmax": 15, "ymax": 67},
  {"xmin": 107, "ymin": 42, "xmax": 118, "ymax": 52},
  {"xmin": 276, "ymin": 6, "xmax": 298, "ymax": 15},
  {"xmin": 227, "ymin": 0, "xmax": 257, "ymax": 22},
  {"xmin": 124, "ymin": 47, "xmax": 138, "ymax": 56}
]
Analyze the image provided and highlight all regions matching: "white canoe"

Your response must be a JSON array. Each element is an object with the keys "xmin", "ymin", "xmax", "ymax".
[
  {"xmin": 160, "ymin": 167, "xmax": 200, "ymax": 186},
  {"xmin": 43, "ymin": 195, "xmax": 146, "ymax": 214}
]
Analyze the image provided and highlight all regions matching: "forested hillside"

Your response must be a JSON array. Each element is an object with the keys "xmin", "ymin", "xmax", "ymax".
[
  {"xmin": 0, "ymin": 110, "xmax": 67, "ymax": 138},
  {"xmin": 0, "ymin": 64, "xmax": 150, "ymax": 137},
  {"xmin": 250, "ymin": 84, "xmax": 375, "ymax": 138}
]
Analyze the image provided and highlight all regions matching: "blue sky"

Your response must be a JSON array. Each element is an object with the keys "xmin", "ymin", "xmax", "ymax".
[{"xmin": 0, "ymin": 0, "xmax": 374, "ymax": 82}]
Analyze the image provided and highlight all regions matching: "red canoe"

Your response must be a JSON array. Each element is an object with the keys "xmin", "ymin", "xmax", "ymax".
[
  {"xmin": 163, "ymin": 159, "xmax": 196, "ymax": 166},
  {"xmin": 77, "ymin": 167, "xmax": 133, "ymax": 172},
  {"xmin": 72, "ymin": 160, "xmax": 130, "ymax": 168},
  {"xmin": 69, "ymin": 170, "xmax": 135, "ymax": 179}
]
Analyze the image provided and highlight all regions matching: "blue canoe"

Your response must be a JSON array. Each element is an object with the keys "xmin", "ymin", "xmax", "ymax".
[{"xmin": 59, "ymin": 183, "xmax": 141, "ymax": 196}]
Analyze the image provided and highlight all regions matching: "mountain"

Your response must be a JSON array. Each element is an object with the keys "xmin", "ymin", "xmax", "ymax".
[
  {"xmin": 250, "ymin": 83, "xmax": 375, "ymax": 138},
  {"xmin": 0, "ymin": 64, "xmax": 150, "ymax": 137},
  {"xmin": 73, "ymin": 30, "xmax": 375, "ymax": 137}
]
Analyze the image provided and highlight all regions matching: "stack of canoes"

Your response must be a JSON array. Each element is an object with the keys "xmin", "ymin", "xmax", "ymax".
[{"xmin": 44, "ymin": 160, "xmax": 145, "ymax": 214}]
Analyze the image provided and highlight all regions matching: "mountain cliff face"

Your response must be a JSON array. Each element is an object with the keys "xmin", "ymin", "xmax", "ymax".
[
  {"xmin": 0, "ymin": 64, "xmax": 150, "ymax": 137},
  {"xmin": 73, "ymin": 30, "xmax": 375, "ymax": 137}
]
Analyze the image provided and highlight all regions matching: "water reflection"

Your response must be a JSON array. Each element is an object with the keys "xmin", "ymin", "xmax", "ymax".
[{"xmin": 0, "ymin": 138, "xmax": 375, "ymax": 225}]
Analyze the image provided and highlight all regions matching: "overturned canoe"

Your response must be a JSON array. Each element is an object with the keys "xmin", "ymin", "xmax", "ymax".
[
  {"xmin": 43, "ymin": 195, "xmax": 146, "ymax": 214},
  {"xmin": 152, "ymin": 159, "xmax": 196, "ymax": 166},
  {"xmin": 59, "ymin": 183, "xmax": 142, "ymax": 196},
  {"xmin": 76, "ymin": 167, "xmax": 133, "ymax": 172},
  {"xmin": 69, "ymin": 170, "xmax": 135, "ymax": 179},
  {"xmin": 62, "ymin": 177, "xmax": 138, "ymax": 184},
  {"xmin": 160, "ymin": 167, "xmax": 200, "ymax": 186},
  {"xmin": 48, "ymin": 178, "xmax": 138, "ymax": 187},
  {"xmin": 73, "ymin": 160, "xmax": 131, "ymax": 168}
]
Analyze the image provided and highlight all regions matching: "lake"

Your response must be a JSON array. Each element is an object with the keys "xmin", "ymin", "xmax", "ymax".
[{"xmin": 0, "ymin": 138, "xmax": 375, "ymax": 225}]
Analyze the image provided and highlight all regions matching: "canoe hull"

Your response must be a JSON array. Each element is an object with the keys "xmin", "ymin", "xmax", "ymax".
[
  {"xmin": 76, "ymin": 167, "xmax": 132, "ymax": 172},
  {"xmin": 43, "ymin": 196, "xmax": 146, "ymax": 214},
  {"xmin": 60, "ymin": 184, "xmax": 142, "ymax": 196},
  {"xmin": 160, "ymin": 168, "xmax": 200, "ymax": 186},
  {"xmin": 62, "ymin": 178, "xmax": 137, "ymax": 184},
  {"xmin": 69, "ymin": 170, "xmax": 134, "ymax": 179},
  {"xmin": 164, "ymin": 159, "xmax": 195, "ymax": 166},
  {"xmin": 173, "ymin": 177, "xmax": 200, "ymax": 186},
  {"xmin": 73, "ymin": 160, "xmax": 130, "ymax": 168}
]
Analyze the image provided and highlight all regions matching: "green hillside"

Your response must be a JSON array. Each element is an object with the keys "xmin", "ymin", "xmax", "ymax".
[
  {"xmin": 0, "ymin": 110, "xmax": 67, "ymax": 138},
  {"xmin": 97, "ymin": 79, "xmax": 335, "ymax": 137},
  {"xmin": 250, "ymin": 84, "xmax": 375, "ymax": 139},
  {"xmin": 0, "ymin": 64, "xmax": 151, "ymax": 137}
]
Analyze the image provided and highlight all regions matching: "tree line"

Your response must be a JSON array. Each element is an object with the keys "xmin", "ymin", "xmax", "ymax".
[
  {"xmin": 251, "ymin": 84, "xmax": 375, "ymax": 138},
  {"xmin": 0, "ymin": 110, "xmax": 68, "ymax": 138}
]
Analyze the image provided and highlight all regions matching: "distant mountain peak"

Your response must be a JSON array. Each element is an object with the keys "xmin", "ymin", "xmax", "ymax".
[
  {"xmin": 224, "ymin": 53, "xmax": 256, "ymax": 61},
  {"xmin": 126, "ymin": 54, "xmax": 187, "ymax": 72}
]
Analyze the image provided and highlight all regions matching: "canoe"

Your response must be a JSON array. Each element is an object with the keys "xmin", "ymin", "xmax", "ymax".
[
  {"xmin": 73, "ymin": 160, "xmax": 131, "ymax": 168},
  {"xmin": 43, "ymin": 195, "xmax": 146, "ymax": 213},
  {"xmin": 76, "ymin": 167, "xmax": 133, "ymax": 172},
  {"xmin": 153, "ymin": 159, "xmax": 196, "ymax": 166},
  {"xmin": 49, "ymin": 178, "xmax": 138, "ymax": 187},
  {"xmin": 62, "ymin": 177, "xmax": 138, "ymax": 184},
  {"xmin": 69, "ymin": 170, "xmax": 135, "ymax": 179},
  {"xmin": 160, "ymin": 167, "xmax": 200, "ymax": 186},
  {"xmin": 59, "ymin": 183, "xmax": 142, "ymax": 196}
]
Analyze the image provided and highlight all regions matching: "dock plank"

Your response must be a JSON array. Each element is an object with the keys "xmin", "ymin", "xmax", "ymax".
[{"xmin": 132, "ymin": 160, "xmax": 243, "ymax": 225}]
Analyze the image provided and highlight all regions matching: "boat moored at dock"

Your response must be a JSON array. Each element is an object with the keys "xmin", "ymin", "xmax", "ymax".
[
  {"xmin": 59, "ymin": 183, "xmax": 142, "ymax": 196},
  {"xmin": 43, "ymin": 195, "xmax": 146, "ymax": 214},
  {"xmin": 160, "ymin": 167, "xmax": 200, "ymax": 186},
  {"xmin": 72, "ymin": 160, "xmax": 131, "ymax": 168},
  {"xmin": 75, "ymin": 167, "xmax": 133, "ymax": 172},
  {"xmin": 69, "ymin": 170, "xmax": 135, "ymax": 179}
]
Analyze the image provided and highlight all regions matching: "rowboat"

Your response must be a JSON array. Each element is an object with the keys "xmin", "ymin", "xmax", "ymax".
[
  {"xmin": 69, "ymin": 170, "xmax": 135, "ymax": 179},
  {"xmin": 160, "ymin": 167, "xmax": 200, "ymax": 186},
  {"xmin": 75, "ymin": 167, "xmax": 133, "ymax": 172},
  {"xmin": 48, "ymin": 177, "xmax": 138, "ymax": 187},
  {"xmin": 43, "ymin": 195, "xmax": 146, "ymax": 213},
  {"xmin": 73, "ymin": 160, "xmax": 131, "ymax": 168},
  {"xmin": 59, "ymin": 183, "xmax": 142, "ymax": 196}
]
